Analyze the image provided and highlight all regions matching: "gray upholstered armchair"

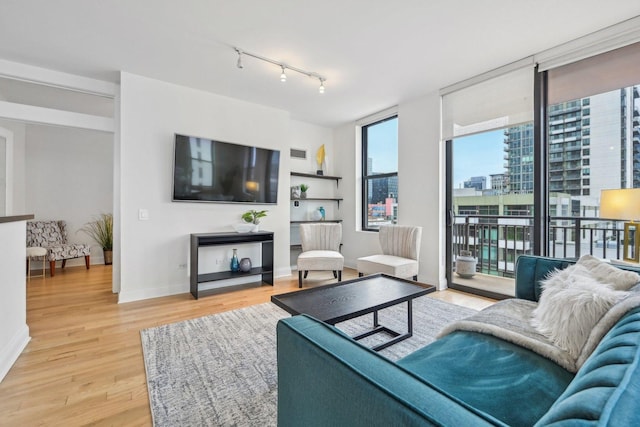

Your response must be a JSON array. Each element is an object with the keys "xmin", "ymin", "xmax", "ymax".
[
  {"xmin": 296, "ymin": 223, "xmax": 344, "ymax": 288},
  {"xmin": 357, "ymin": 225, "xmax": 422, "ymax": 280},
  {"xmin": 26, "ymin": 220, "xmax": 91, "ymax": 277}
]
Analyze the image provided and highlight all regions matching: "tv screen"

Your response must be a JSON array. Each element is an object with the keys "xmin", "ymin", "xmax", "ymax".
[{"xmin": 172, "ymin": 134, "xmax": 280, "ymax": 204}]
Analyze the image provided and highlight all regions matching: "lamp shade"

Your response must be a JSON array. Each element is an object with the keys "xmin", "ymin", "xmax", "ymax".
[{"xmin": 600, "ymin": 189, "xmax": 640, "ymax": 221}]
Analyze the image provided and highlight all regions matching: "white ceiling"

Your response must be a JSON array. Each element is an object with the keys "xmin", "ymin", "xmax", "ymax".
[{"xmin": 0, "ymin": 1, "xmax": 639, "ymax": 127}]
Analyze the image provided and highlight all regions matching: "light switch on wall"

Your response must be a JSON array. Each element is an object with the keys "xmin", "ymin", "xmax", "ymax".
[{"xmin": 139, "ymin": 209, "xmax": 149, "ymax": 220}]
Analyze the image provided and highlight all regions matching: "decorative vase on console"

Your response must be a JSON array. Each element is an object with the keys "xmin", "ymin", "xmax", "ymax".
[
  {"xmin": 239, "ymin": 257, "xmax": 252, "ymax": 273},
  {"xmin": 230, "ymin": 248, "xmax": 240, "ymax": 272}
]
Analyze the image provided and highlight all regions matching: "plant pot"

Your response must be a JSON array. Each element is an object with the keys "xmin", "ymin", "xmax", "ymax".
[
  {"xmin": 455, "ymin": 253, "xmax": 477, "ymax": 278},
  {"xmin": 301, "ymin": 191, "xmax": 307, "ymax": 199},
  {"xmin": 103, "ymin": 249, "xmax": 113, "ymax": 265}
]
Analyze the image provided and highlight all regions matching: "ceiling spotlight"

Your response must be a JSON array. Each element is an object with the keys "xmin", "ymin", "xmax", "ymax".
[
  {"xmin": 280, "ymin": 66, "xmax": 287, "ymax": 82},
  {"xmin": 318, "ymin": 78, "xmax": 325, "ymax": 94},
  {"xmin": 236, "ymin": 49, "xmax": 244, "ymax": 69}
]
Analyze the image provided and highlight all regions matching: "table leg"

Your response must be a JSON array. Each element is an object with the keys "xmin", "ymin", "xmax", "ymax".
[
  {"xmin": 373, "ymin": 310, "xmax": 379, "ymax": 327},
  {"xmin": 406, "ymin": 300, "xmax": 413, "ymax": 338}
]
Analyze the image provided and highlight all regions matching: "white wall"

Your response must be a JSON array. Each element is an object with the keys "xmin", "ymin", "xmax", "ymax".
[
  {"xmin": 0, "ymin": 219, "xmax": 30, "ymax": 382},
  {"xmin": 288, "ymin": 120, "xmax": 339, "ymax": 266},
  {"xmin": 335, "ymin": 91, "xmax": 446, "ymax": 289},
  {"xmin": 397, "ymin": 93, "xmax": 445, "ymax": 289},
  {"xmin": 289, "ymin": 120, "xmax": 336, "ymax": 176},
  {"xmin": 25, "ymin": 124, "xmax": 113, "ymax": 265},
  {"xmin": 117, "ymin": 72, "xmax": 294, "ymax": 302},
  {"xmin": 0, "ymin": 119, "xmax": 26, "ymax": 214}
]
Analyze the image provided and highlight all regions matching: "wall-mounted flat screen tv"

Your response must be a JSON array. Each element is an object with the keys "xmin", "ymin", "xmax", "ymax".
[{"xmin": 172, "ymin": 134, "xmax": 280, "ymax": 204}]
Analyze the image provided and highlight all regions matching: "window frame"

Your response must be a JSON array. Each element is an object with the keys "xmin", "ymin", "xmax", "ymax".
[{"xmin": 361, "ymin": 115, "xmax": 399, "ymax": 232}]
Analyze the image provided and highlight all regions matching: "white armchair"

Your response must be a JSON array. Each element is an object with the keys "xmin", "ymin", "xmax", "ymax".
[
  {"xmin": 357, "ymin": 225, "xmax": 422, "ymax": 280},
  {"xmin": 297, "ymin": 223, "xmax": 344, "ymax": 288}
]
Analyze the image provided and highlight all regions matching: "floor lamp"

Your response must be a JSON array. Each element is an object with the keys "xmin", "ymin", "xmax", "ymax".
[{"xmin": 600, "ymin": 188, "xmax": 640, "ymax": 263}]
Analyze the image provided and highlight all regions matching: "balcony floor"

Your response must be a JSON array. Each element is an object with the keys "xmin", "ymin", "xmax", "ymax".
[{"xmin": 452, "ymin": 273, "xmax": 516, "ymax": 297}]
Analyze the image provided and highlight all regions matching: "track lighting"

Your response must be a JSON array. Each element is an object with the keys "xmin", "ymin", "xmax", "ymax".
[
  {"xmin": 235, "ymin": 49, "xmax": 244, "ymax": 69},
  {"xmin": 233, "ymin": 47, "xmax": 326, "ymax": 93}
]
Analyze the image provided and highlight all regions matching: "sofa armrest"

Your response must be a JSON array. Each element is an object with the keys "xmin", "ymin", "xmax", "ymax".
[
  {"xmin": 276, "ymin": 315, "xmax": 503, "ymax": 427},
  {"xmin": 535, "ymin": 308, "xmax": 640, "ymax": 426}
]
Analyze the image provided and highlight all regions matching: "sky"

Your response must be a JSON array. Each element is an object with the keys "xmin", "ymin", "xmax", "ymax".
[
  {"xmin": 366, "ymin": 118, "xmax": 398, "ymax": 173},
  {"xmin": 452, "ymin": 129, "xmax": 505, "ymax": 189}
]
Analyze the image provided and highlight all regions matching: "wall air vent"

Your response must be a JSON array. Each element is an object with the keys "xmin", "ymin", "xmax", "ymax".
[{"xmin": 290, "ymin": 148, "xmax": 307, "ymax": 160}]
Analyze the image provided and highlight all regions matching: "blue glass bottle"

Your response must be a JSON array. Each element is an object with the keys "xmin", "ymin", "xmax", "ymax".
[{"xmin": 230, "ymin": 248, "xmax": 240, "ymax": 272}]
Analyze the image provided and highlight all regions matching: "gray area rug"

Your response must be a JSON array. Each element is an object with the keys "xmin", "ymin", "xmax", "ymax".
[{"xmin": 140, "ymin": 296, "xmax": 478, "ymax": 426}]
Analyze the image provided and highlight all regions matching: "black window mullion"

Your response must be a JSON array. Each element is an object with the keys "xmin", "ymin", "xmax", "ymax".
[{"xmin": 533, "ymin": 66, "xmax": 549, "ymax": 256}]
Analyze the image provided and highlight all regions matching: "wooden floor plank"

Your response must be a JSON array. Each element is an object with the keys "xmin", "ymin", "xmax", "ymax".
[{"xmin": 0, "ymin": 265, "xmax": 494, "ymax": 425}]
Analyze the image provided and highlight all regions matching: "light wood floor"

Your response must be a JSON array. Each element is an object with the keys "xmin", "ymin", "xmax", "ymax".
[{"xmin": 0, "ymin": 266, "xmax": 495, "ymax": 426}]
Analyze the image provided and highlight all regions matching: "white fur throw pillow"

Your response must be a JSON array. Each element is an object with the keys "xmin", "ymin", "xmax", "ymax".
[
  {"xmin": 532, "ymin": 264, "xmax": 629, "ymax": 359},
  {"xmin": 576, "ymin": 254, "xmax": 640, "ymax": 290}
]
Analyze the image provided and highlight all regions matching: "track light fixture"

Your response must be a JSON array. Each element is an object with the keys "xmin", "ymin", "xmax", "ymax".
[
  {"xmin": 236, "ymin": 49, "xmax": 244, "ymax": 69},
  {"xmin": 233, "ymin": 47, "xmax": 326, "ymax": 93}
]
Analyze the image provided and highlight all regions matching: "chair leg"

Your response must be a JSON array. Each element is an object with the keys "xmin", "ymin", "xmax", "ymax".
[
  {"xmin": 304, "ymin": 271, "xmax": 309, "ymax": 279},
  {"xmin": 85, "ymin": 255, "xmax": 91, "ymax": 269},
  {"xmin": 62, "ymin": 259, "xmax": 67, "ymax": 269},
  {"xmin": 333, "ymin": 271, "xmax": 337, "ymax": 279},
  {"xmin": 298, "ymin": 270, "xmax": 303, "ymax": 288},
  {"xmin": 358, "ymin": 272, "xmax": 363, "ymax": 277},
  {"xmin": 50, "ymin": 261, "xmax": 56, "ymax": 277},
  {"xmin": 413, "ymin": 275, "xmax": 418, "ymax": 281},
  {"xmin": 338, "ymin": 271, "xmax": 342, "ymax": 282}
]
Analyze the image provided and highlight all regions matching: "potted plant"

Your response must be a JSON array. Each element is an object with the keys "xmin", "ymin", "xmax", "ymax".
[
  {"xmin": 80, "ymin": 213, "xmax": 113, "ymax": 265},
  {"xmin": 299, "ymin": 184, "xmax": 309, "ymax": 199},
  {"xmin": 241, "ymin": 209, "xmax": 268, "ymax": 232}
]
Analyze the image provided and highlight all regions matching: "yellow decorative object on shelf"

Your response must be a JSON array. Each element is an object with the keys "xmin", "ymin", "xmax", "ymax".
[{"xmin": 316, "ymin": 144, "xmax": 325, "ymax": 175}]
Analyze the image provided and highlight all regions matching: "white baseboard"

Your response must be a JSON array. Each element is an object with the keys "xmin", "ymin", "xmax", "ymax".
[
  {"xmin": 0, "ymin": 324, "xmax": 30, "ymax": 383},
  {"xmin": 118, "ymin": 283, "xmax": 187, "ymax": 303},
  {"xmin": 274, "ymin": 266, "xmax": 292, "ymax": 278}
]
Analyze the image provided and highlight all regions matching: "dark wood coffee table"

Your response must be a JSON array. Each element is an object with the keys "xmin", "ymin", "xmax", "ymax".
[{"xmin": 271, "ymin": 273, "xmax": 436, "ymax": 351}]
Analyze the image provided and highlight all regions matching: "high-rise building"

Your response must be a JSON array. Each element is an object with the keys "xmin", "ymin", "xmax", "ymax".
[
  {"xmin": 504, "ymin": 85, "xmax": 640, "ymax": 201},
  {"xmin": 504, "ymin": 124, "xmax": 534, "ymax": 194}
]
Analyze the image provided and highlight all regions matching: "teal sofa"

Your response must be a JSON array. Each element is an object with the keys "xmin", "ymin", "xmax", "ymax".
[{"xmin": 276, "ymin": 256, "xmax": 640, "ymax": 426}]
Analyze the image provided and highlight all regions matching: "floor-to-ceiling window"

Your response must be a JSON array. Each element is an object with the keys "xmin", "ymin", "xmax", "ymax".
[
  {"xmin": 544, "ymin": 42, "xmax": 640, "ymax": 261},
  {"xmin": 444, "ymin": 41, "xmax": 640, "ymax": 299},
  {"xmin": 443, "ymin": 64, "xmax": 534, "ymax": 298}
]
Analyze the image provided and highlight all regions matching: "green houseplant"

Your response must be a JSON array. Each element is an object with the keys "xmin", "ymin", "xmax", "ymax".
[
  {"xmin": 299, "ymin": 184, "xmax": 309, "ymax": 199},
  {"xmin": 80, "ymin": 213, "xmax": 114, "ymax": 265},
  {"xmin": 242, "ymin": 210, "xmax": 267, "ymax": 231}
]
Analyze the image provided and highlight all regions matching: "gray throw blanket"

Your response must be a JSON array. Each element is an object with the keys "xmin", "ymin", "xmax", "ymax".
[{"xmin": 438, "ymin": 295, "xmax": 640, "ymax": 373}]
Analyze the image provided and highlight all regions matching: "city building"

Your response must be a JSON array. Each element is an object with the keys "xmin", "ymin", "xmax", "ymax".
[
  {"xmin": 490, "ymin": 173, "xmax": 508, "ymax": 194},
  {"xmin": 463, "ymin": 176, "xmax": 486, "ymax": 191}
]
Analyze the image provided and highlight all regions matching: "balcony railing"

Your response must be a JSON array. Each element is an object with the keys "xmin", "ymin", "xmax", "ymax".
[{"xmin": 452, "ymin": 214, "xmax": 626, "ymax": 279}]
